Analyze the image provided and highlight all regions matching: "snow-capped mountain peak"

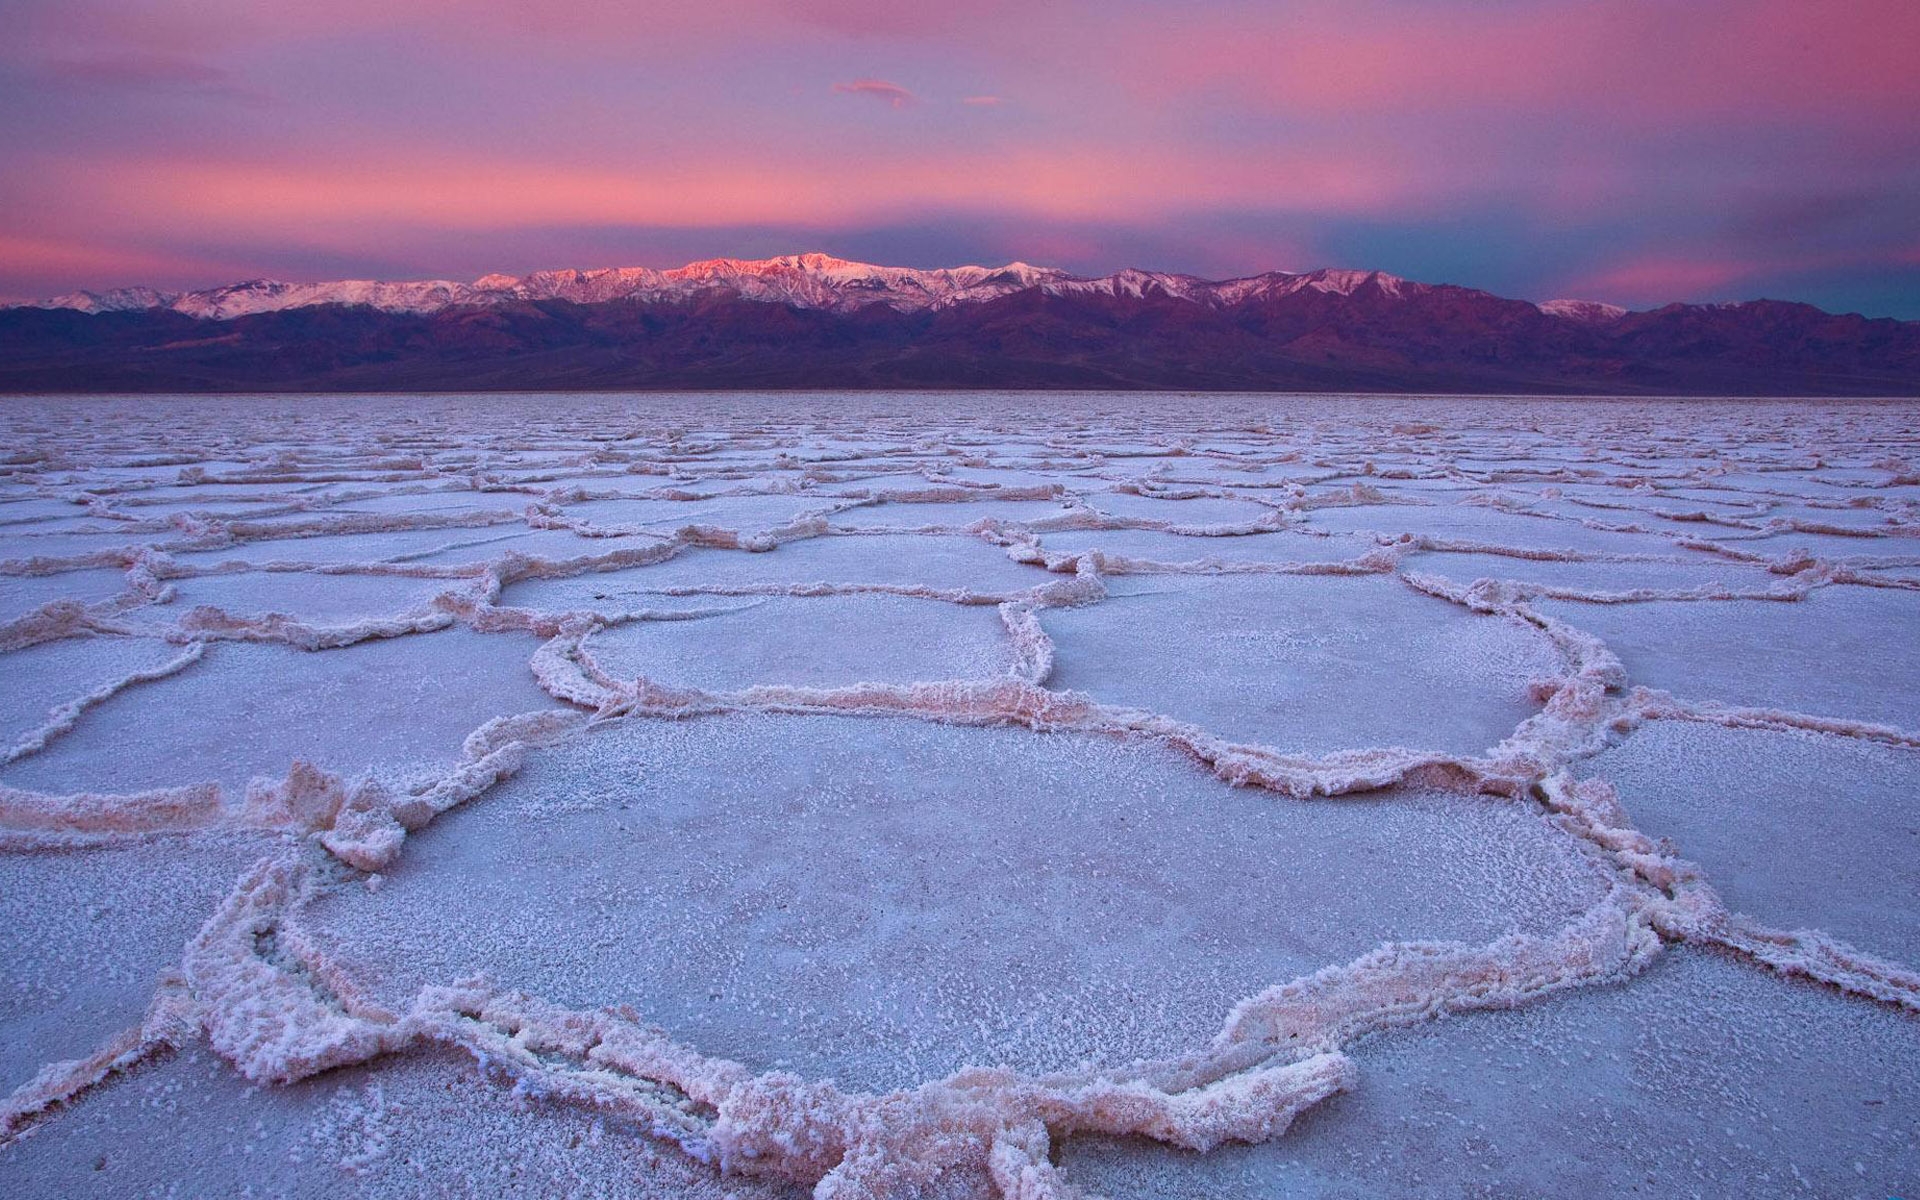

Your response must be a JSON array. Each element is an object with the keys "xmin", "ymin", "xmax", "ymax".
[
  {"xmin": 44, "ymin": 285, "xmax": 183, "ymax": 314},
  {"xmin": 1537, "ymin": 298, "xmax": 1629, "ymax": 324},
  {"xmin": 1301, "ymin": 268, "xmax": 1406, "ymax": 297},
  {"xmin": 16, "ymin": 254, "xmax": 1649, "ymax": 324},
  {"xmin": 18, "ymin": 253, "xmax": 1089, "ymax": 319}
]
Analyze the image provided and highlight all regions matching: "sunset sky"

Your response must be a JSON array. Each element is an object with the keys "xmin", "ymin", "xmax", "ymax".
[{"xmin": 4, "ymin": 0, "xmax": 1917, "ymax": 316}]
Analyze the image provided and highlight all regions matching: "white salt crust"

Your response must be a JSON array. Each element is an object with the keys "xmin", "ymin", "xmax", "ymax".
[{"xmin": 1, "ymin": 393, "xmax": 1917, "ymax": 1198}]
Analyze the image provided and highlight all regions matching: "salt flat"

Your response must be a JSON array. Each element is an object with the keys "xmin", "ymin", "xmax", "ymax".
[{"xmin": 0, "ymin": 392, "xmax": 1915, "ymax": 1198}]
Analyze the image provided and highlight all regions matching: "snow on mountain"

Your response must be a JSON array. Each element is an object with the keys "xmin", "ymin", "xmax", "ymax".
[
  {"xmin": 1294, "ymin": 268, "xmax": 1412, "ymax": 298},
  {"xmin": 20, "ymin": 254, "xmax": 1090, "ymax": 319},
  {"xmin": 168, "ymin": 278, "xmax": 474, "ymax": 320},
  {"xmin": 43, "ymin": 286, "xmax": 182, "ymax": 314},
  {"xmin": 1538, "ymin": 298, "xmax": 1629, "ymax": 324},
  {"xmin": 1040, "ymin": 267, "xmax": 1207, "ymax": 303},
  {"xmin": 18, "ymin": 253, "xmax": 1640, "ymax": 323}
]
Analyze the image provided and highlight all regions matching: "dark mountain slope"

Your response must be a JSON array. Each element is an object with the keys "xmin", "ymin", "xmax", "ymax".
[{"xmin": 2, "ymin": 286, "xmax": 1915, "ymax": 395}]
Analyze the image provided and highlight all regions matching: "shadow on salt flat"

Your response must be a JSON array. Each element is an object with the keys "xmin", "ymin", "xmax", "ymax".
[
  {"xmin": 0, "ymin": 531, "xmax": 154, "ymax": 561},
  {"xmin": 0, "ymin": 1046, "xmax": 795, "ymax": 1200},
  {"xmin": 329, "ymin": 490, "xmax": 530, "ymax": 517},
  {"xmin": 553, "ymin": 492, "xmax": 835, "ymax": 532},
  {"xmin": 160, "ymin": 572, "xmax": 455, "ymax": 625},
  {"xmin": 0, "ymin": 636, "xmax": 185, "ymax": 746},
  {"xmin": 1306, "ymin": 503, "xmax": 1700, "ymax": 558},
  {"xmin": 305, "ymin": 714, "xmax": 1611, "ymax": 1094},
  {"xmin": 0, "ymin": 830, "xmax": 281, "ymax": 1096},
  {"xmin": 0, "ymin": 517, "xmax": 129, "ymax": 537},
  {"xmin": 1406, "ymin": 550, "xmax": 1777, "ymax": 594},
  {"xmin": 829, "ymin": 498, "xmax": 1080, "ymax": 531},
  {"xmin": 1058, "ymin": 948, "xmax": 1920, "ymax": 1199},
  {"xmin": 1693, "ymin": 527, "xmax": 1920, "ymax": 562},
  {"xmin": 1756, "ymin": 504, "xmax": 1920, "ymax": 535},
  {"xmin": 0, "ymin": 570, "xmax": 130, "ymax": 623},
  {"xmin": 216, "ymin": 510, "xmax": 520, "ymax": 540},
  {"xmin": 500, "ymin": 534, "xmax": 1045, "ymax": 603},
  {"xmin": 1042, "ymin": 574, "xmax": 1560, "ymax": 756},
  {"xmin": 126, "ymin": 480, "xmax": 326, "ymax": 501},
  {"xmin": 1707, "ymin": 470, "xmax": 1886, "ymax": 499},
  {"xmin": 1581, "ymin": 720, "xmax": 1920, "ymax": 966},
  {"xmin": 101, "ymin": 496, "xmax": 306, "ymax": 518},
  {"xmin": 0, "ymin": 498, "xmax": 92, "ymax": 523},
  {"xmin": 927, "ymin": 465, "xmax": 1085, "ymax": 489},
  {"xmin": 168, "ymin": 527, "xmax": 524, "ymax": 567},
  {"xmin": 1528, "ymin": 482, "xmax": 1766, "ymax": 517},
  {"xmin": 581, "ymin": 594, "xmax": 1016, "ymax": 690},
  {"xmin": 1535, "ymin": 585, "xmax": 1920, "ymax": 730},
  {"xmin": 1084, "ymin": 492, "xmax": 1278, "ymax": 526},
  {"xmin": 1038, "ymin": 527, "xmax": 1371, "ymax": 565},
  {"xmin": 406, "ymin": 527, "xmax": 668, "ymax": 564},
  {"xmin": 0, "ymin": 629, "xmax": 560, "ymax": 797}
]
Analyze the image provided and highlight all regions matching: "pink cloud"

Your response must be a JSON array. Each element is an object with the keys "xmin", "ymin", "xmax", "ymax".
[
  {"xmin": 2, "ymin": 0, "xmax": 1913, "ymax": 313},
  {"xmin": 783, "ymin": 0, "xmax": 1026, "ymax": 40},
  {"xmin": 1563, "ymin": 240, "xmax": 1920, "ymax": 307},
  {"xmin": 37, "ymin": 52, "xmax": 274, "ymax": 104},
  {"xmin": 1570, "ymin": 256, "xmax": 1756, "ymax": 303},
  {"xmin": 0, "ymin": 233, "xmax": 250, "ymax": 294},
  {"xmin": 832, "ymin": 79, "xmax": 915, "ymax": 108},
  {"xmin": 20, "ymin": 136, "xmax": 1413, "ymax": 260},
  {"xmin": 0, "ymin": 1, "xmax": 1026, "ymax": 69},
  {"xmin": 1129, "ymin": 0, "xmax": 1920, "ymax": 129}
]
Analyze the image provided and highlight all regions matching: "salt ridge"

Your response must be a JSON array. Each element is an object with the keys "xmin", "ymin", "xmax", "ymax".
[{"xmin": 0, "ymin": 395, "xmax": 1917, "ymax": 1196}]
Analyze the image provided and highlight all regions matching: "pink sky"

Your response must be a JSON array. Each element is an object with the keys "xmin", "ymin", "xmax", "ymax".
[{"xmin": 3, "ymin": 0, "xmax": 1916, "ymax": 316}]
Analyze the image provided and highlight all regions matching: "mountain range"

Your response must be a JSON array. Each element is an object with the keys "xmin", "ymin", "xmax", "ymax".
[{"xmin": 4, "ymin": 253, "xmax": 1916, "ymax": 394}]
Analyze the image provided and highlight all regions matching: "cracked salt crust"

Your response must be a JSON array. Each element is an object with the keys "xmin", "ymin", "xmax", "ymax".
[{"xmin": 0, "ymin": 392, "xmax": 1916, "ymax": 1198}]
